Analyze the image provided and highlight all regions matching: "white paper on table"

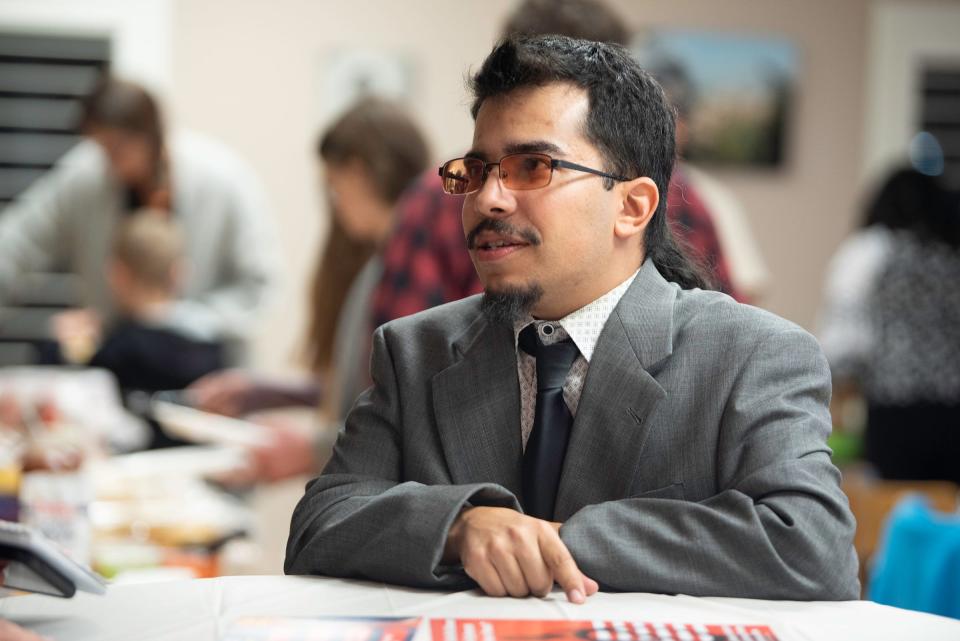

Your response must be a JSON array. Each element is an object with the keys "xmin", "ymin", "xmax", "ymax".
[{"xmin": 151, "ymin": 400, "xmax": 271, "ymax": 447}]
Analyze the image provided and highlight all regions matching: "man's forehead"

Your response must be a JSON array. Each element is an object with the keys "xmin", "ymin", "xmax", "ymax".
[
  {"xmin": 470, "ymin": 83, "xmax": 590, "ymax": 158},
  {"xmin": 488, "ymin": 80, "xmax": 586, "ymax": 105}
]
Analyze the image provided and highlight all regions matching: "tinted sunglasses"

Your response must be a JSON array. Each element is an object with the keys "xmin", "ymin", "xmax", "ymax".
[{"xmin": 438, "ymin": 152, "xmax": 632, "ymax": 195}]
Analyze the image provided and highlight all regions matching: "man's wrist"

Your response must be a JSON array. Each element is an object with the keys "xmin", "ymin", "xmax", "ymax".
[{"xmin": 442, "ymin": 505, "xmax": 472, "ymax": 564}]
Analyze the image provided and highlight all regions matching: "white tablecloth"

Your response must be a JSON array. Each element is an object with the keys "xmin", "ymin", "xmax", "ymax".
[{"xmin": 2, "ymin": 575, "xmax": 958, "ymax": 641}]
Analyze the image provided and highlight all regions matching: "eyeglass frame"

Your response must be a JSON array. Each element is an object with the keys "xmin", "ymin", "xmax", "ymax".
[{"xmin": 437, "ymin": 152, "xmax": 634, "ymax": 195}]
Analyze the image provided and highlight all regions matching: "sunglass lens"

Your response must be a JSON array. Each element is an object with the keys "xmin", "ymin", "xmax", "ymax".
[
  {"xmin": 441, "ymin": 159, "xmax": 483, "ymax": 195},
  {"xmin": 501, "ymin": 154, "xmax": 552, "ymax": 190}
]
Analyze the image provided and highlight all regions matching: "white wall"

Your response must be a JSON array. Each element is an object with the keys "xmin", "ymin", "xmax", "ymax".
[
  {"xmin": 862, "ymin": 1, "xmax": 960, "ymax": 183},
  {"xmin": 0, "ymin": 0, "xmax": 173, "ymax": 98}
]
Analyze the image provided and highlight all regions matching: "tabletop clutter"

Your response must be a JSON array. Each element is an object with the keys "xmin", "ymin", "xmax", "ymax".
[{"xmin": 0, "ymin": 367, "xmax": 255, "ymax": 583}]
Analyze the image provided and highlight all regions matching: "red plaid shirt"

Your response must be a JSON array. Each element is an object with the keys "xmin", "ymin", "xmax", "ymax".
[
  {"xmin": 372, "ymin": 167, "xmax": 738, "ymax": 327},
  {"xmin": 372, "ymin": 171, "xmax": 483, "ymax": 328},
  {"xmin": 667, "ymin": 167, "xmax": 738, "ymax": 300}
]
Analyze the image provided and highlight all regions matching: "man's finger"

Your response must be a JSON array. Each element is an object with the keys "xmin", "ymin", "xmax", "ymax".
[
  {"xmin": 539, "ymin": 532, "xmax": 588, "ymax": 603},
  {"xmin": 462, "ymin": 549, "xmax": 507, "ymax": 598},
  {"xmin": 488, "ymin": 541, "xmax": 531, "ymax": 598},
  {"xmin": 583, "ymin": 575, "xmax": 600, "ymax": 596},
  {"xmin": 514, "ymin": 524, "xmax": 555, "ymax": 598}
]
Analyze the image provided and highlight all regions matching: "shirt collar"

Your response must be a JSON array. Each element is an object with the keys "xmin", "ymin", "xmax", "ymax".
[{"xmin": 512, "ymin": 268, "xmax": 641, "ymax": 362}]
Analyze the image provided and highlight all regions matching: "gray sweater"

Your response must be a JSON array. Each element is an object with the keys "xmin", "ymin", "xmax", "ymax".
[{"xmin": 0, "ymin": 131, "xmax": 279, "ymax": 342}]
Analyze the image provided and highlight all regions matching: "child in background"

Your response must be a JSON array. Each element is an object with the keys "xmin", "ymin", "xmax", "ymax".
[
  {"xmin": 94, "ymin": 210, "xmax": 224, "ymax": 391},
  {"xmin": 54, "ymin": 210, "xmax": 224, "ymax": 446}
]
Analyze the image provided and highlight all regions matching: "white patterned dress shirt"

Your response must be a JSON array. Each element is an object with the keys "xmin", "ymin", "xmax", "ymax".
[{"xmin": 513, "ymin": 269, "xmax": 640, "ymax": 450}]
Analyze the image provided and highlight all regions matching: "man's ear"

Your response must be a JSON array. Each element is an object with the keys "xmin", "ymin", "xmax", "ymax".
[{"xmin": 614, "ymin": 177, "xmax": 659, "ymax": 241}]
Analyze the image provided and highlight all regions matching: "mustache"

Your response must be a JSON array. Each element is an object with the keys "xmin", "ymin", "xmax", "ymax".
[{"xmin": 466, "ymin": 218, "xmax": 541, "ymax": 249}]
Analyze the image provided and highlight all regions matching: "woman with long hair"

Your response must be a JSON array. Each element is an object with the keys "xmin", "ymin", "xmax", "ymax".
[{"xmin": 189, "ymin": 97, "xmax": 429, "ymax": 480}]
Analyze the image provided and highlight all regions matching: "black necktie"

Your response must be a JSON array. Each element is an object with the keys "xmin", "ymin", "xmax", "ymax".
[{"xmin": 519, "ymin": 323, "xmax": 579, "ymax": 520}]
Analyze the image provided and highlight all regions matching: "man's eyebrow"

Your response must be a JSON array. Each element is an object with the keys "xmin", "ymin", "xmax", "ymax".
[
  {"xmin": 464, "ymin": 140, "xmax": 565, "ymax": 161},
  {"xmin": 504, "ymin": 140, "xmax": 564, "ymax": 156}
]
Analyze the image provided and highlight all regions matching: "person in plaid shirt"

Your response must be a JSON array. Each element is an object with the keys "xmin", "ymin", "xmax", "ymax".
[
  {"xmin": 371, "ymin": 171, "xmax": 483, "ymax": 328},
  {"xmin": 667, "ymin": 167, "xmax": 738, "ymax": 299}
]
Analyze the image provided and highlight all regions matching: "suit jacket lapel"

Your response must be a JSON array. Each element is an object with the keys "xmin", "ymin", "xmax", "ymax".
[
  {"xmin": 432, "ymin": 315, "xmax": 523, "ymax": 498},
  {"xmin": 555, "ymin": 260, "xmax": 676, "ymax": 519}
]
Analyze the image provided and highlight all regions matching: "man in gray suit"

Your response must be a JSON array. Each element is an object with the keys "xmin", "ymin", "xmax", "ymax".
[{"xmin": 286, "ymin": 35, "xmax": 860, "ymax": 603}]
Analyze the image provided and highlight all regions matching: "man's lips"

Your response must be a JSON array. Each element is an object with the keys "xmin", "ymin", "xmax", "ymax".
[
  {"xmin": 473, "ymin": 242, "xmax": 528, "ymax": 261},
  {"xmin": 466, "ymin": 219, "xmax": 540, "ymax": 250},
  {"xmin": 473, "ymin": 233, "xmax": 530, "ymax": 262},
  {"xmin": 470, "ymin": 231, "xmax": 533, "ymax": 262},
  {"xmin": 471, "ymin": 232, "xmax": 530, "ymax": 250},
  {"xmin": 466, "ymin": 219, "xmax": 540, "ymax": 262}
]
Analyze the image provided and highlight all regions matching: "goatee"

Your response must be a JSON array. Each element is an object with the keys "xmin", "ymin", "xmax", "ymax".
[{"xmin": 480, "ymin": 284, "xmax": 544, "ymax": 325}]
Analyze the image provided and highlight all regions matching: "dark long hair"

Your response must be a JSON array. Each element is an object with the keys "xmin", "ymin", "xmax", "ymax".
[
  {"xmin": 80, "ymin": 78, "xmax": 166, "ymax": 184},
  {"xmin": 304, "ymin": 98, "xmax": 429, "ymax": 373},
  {"xmin": 469, "ymin": 35, "xmax": 708, "ymax": 289},
  {"xmin": 862, "ymin": 167, "xmax": 959, "ymax": 249}
]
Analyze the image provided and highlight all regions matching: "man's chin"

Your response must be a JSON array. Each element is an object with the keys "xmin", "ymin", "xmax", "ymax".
[{"xmin": 480, "ymin": 283, "xmax": 544, "ymax": 325}]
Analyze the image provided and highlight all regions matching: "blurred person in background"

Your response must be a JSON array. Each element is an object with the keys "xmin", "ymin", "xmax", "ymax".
[
  {"xmin": 0, "ymin": 212, "xmax": 221, "ymax": 459},
  {"xmin": 58, "ymin": 211, "xmax": 224, "ymax": 448},
  {"xmin": 818, "ymin": 166, "xmax": 960, "ymax": 484},
  {"xmin": 189, "ymin": 97, "xmax": 430, "ymax": 481},
  {"xmin": 371, "ymin": 0, "xmax": 738, "ymax": 330},
  {"xmin": 0, "ymin": 77, "xmax": 277, "ymax": 361}
]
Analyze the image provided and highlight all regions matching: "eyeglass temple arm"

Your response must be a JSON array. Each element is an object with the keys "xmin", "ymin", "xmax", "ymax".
[{"xmin": 551, "ymin": 159, "xmax": 632, "ymax": 183}]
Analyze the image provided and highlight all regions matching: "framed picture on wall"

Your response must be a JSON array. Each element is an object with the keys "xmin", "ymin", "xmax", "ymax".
[
  {"xmin": 634, "ymin": 30, "xmax": 798, "ymax": 168},
  {"xmin": 318, "ymin": 48, "xmax": 414, "ymax": 127}
]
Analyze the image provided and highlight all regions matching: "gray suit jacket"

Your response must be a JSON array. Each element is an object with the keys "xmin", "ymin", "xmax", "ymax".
[{"xmin": 286, "ymin": 260, "xmax": 860, "ymax": 600}]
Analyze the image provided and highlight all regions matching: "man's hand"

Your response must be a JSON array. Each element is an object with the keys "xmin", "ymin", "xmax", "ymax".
[{"xmin": 444, "ymin": 506, "xmax": 599, "ymax": 603}]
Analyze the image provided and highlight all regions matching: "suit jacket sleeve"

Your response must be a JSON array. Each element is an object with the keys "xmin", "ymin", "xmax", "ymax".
[
  {"xmin": 284, "ymin": 325, "xmax": 520, "ymax": 588},
  {"xmin": 560, "ymin": 327, "xmax": 860, "ymax": 600}
]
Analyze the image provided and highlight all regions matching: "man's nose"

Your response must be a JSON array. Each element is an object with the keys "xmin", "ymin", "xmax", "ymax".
[{"xmin": 473, "ymin": 167, "xmax": 516, "ymax": 218}]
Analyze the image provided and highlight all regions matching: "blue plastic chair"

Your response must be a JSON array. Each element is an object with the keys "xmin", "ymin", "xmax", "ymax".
[{"xmin": 868, "ymin": 494, "xmax": 960, "ymax": 619}]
